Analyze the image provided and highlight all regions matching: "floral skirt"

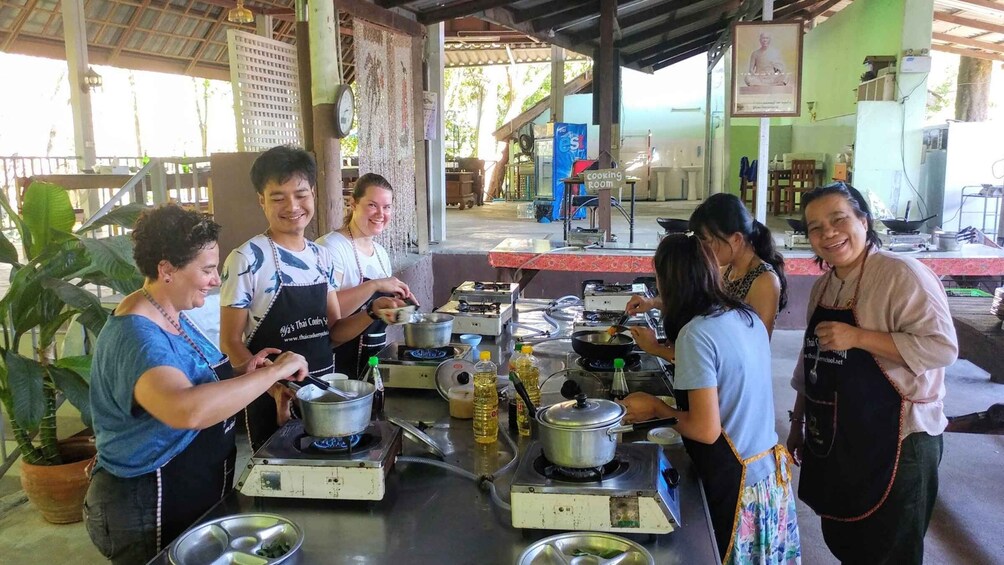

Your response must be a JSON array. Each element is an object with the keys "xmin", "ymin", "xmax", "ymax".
[{"xmin": 725, "ymin": 470, "xmax": 802, "ymax": 565}]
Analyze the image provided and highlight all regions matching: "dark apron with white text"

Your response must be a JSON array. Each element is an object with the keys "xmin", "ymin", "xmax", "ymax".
[
  {"xmin": 158, "ymin": 355, "xmax": 236, "ymax": 550},
  {"xmin": 333, "ymin": 278, "xmax": 390, "ymax": 380},
  {"xmin": 799, "ymin": 252, "xmax": 904, "ymax": 520},
  {"xmin": 243, "ymin": 238, "xmax": 334, "ymax": 451}
]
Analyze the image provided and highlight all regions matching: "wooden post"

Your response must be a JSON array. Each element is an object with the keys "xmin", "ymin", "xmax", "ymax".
[
  {"xmin": 426, "ymin": 23, "xmax": 447, "ymax": 243},
  {"xmin": 597, "ymin": 0, "xmax": 615, "ymax": 241},
  {"xmin": 296, "ymin": 0, "xmax": 313, "ymax": 151},
  {"xmin": 256, "ymin": 14, "xmax": 274, "ymax": 38},
  {"xmin": 550, "ymin": 45, "xmax": 564, "ymax": 124},
  {"xmin": 413, "ymin": 35, "xmax": 430, "ymax": 254},
  {"xmin": 60, "ymin": 0, "xmax": 96, "ymax": 171},
  {"xmin": 308, "ymin": 0, "xmax": 342, "ymax": 237}
]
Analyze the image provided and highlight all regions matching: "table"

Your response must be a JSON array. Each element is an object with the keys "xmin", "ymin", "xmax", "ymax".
[
  {"xmin": 767, "ymin": 168, "xmax": 826, "ymax": 215},
  {"xmin": 948, "ymin": 296, "xmax": 1004, "ymax": 384}
]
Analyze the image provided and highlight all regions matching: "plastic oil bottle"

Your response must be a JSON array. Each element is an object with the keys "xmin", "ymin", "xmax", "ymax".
[
  {"xmin": 473, "ymin": 350, "xmax": 499, "ymax": 444},
  {"xmin": 515, "ymin": 345, "xmax": 541, "ymax": 437},
  {"xmin": 363, "ymin": 356, "xmax": 385, "ymax": 420}
]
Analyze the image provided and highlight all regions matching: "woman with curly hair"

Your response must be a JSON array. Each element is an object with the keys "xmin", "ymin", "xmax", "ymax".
[{"xmin": 85, "ymin": 204, "xmax": 308, "ymax": 565}]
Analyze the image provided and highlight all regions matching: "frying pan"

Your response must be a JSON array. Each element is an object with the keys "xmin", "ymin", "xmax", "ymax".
[
  {"xmin": 786, "ymin": 218, "xmax": 806, "ymax": 233},
  {"xmin": 656, "ymin": 217, "xmax": 690, "ymax": 233},
  {"xmin": 880, "ymin": 215, "xmax": 937, "ymax": 233},
  {"xmin": 571, "ymin": 330, "xmax": 636, "ymax": 361}
]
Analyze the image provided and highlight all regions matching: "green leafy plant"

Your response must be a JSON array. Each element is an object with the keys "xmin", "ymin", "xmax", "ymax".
[{"xmin": 0, "ymin": 182, "xmax": 145, "ymax": 465}]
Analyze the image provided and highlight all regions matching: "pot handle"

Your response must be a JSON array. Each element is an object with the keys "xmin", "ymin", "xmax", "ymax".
[
  {"xmin": 608, "ymin": 417, "xmax": 678, "ymax": 436},
  {"xmin": 510, "ymin": 371, "xmax": 537, "ymax": 418}
]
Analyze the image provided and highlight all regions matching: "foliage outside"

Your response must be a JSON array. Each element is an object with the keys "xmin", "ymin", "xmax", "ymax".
[{"xmin": 0, "ymin": 182, "xmax": 144, "ymax": 465}]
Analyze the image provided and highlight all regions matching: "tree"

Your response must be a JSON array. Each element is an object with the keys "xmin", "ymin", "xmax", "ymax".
[
  {"xmin": 193, "ymin": 77, "xmax": 213, "ymax": 156},
  {"xmin": 954, "ymin": 55, "xmax": 991, "ymax": 122},
  {"xmin": 129, "ymin": 72, "xmax": 143, "ymax": 157}
]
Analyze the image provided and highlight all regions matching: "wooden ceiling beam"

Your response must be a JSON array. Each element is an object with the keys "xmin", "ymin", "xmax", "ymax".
[
  {"xmin": 530, "ymin": 1, "xmax": 601, "ymax": 33},
  {"xmin": 568, "ymin": 0, "xmax": 693, "ymax": 45},
  {"xmin": 933, "ymin": 42, "xmax": 1004, "ymax": 62},
  {"xmin": 334, "ymin": 0, "xmax": 424, "ymax": 37},
  {"xmin": 935, "ymin": 11, "xmax": 1004, "ymax": 35},
  {"xmin": 615, "ymin": 2, "xmax": 734, "ymax": 49},
  {"xmin": 480, "ymin": 7, "xmax": 586, "ymax": 55},
  {"xmin": 512, "ymin": 0, "xmax": 592, "ymax": 24},
  {"xmin": 949, "ymin": 0, "xmax": 1004, "ymax": 12},
  {"xmin": 185, "ymin": 11, "xmax": 229, "ymax": 75},
  {"xmin": 933, "ymin": 32, "xmax": 1004, "ymax": 54},
  {"xmin": 774, "ymin": 0, "xmax": 819, "ymax": 19},
  {"xmin": 375, "ymin": 0, "xmax": 418, "ymax": 8},
  {"xmin": 632, "ymin": 27, "xmax": 723, "ymax": 66},
  {"xmin": 623, "ymin": 20, "xmax": 724, "ymax": 63},
  {"xmin": 2, "ymin": 0, "xmax": 41, "ymax": 52},
  {"xmin": 108, "ymin": 0, "xmax": 153, "ymax": 64},
  {"xmin": 417, "ymin": 0, "xmax": 516, "ymax": 25},
  {"xmin": 803, "ymin": 0, "xmax": 842, "ymax": 20},
  {"xmin": 651, "ymin": 44, "xmax": 710, "ymax": 70}
]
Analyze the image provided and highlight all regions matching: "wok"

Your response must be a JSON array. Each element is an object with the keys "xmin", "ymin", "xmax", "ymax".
[
  {"xmin": 656, "ymin": 217, "xmax": 690, "ymax": 233},
  {"xmin": 786, "ymin": 218, "xmax": 806, "ymax": 234},
  {"xmin": 880, "ymin": 215, "xmax": 937, "ymax": 233},
  {"xmin": 571, "ymin": 330, "xmax": 636, "ymax": 361}
]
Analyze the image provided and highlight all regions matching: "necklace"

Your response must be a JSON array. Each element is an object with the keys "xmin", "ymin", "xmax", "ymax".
[
  {"xmin": 347, "ymin": 223, "xmax": 390, "ymax": 281},
  {"xmin": 140, "ymin": 287, "xmax": 214, "ymax": 367}
]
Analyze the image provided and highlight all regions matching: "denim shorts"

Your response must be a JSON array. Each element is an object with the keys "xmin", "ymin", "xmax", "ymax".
[{"xmin": 84, "ymin": 468, "xmax": 160, "ymax": 565}]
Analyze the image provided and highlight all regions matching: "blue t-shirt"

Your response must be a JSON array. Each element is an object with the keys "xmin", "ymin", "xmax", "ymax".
[
  {"xmin": 674, "ymin": 309, "xmax": 779, "ymax": 485},
  {"xmin": 91, "ymin": 314, "xmax": 225, "ymax": 478}
]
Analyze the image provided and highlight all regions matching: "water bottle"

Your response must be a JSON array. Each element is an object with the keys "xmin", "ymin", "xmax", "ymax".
[
  {"xmin": 363, "ymin": 356, "xmax": 384, "ymax": 420},
  {"xmin": 473, "ymin": 350, "xmax": 499, "ymax": 444},
  {"xmin": 611, "ymin": 357, "xmax": 628, "ymax": 400}
]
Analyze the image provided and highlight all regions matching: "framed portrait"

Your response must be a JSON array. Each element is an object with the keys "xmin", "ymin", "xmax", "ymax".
[{"xmin": 730, "ymin": 21, "xmax": 803, "ymax": 117}]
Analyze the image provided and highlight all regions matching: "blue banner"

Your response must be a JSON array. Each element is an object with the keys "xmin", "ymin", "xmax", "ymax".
[{"xmin": 551, "ymin": 123, "xmax": 587, "ymax": 220}]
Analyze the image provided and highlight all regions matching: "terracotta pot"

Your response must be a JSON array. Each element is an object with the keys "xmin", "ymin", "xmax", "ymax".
[{"xmin": 19, "ymin": 437, "xmax": 96, "ymax": 524}]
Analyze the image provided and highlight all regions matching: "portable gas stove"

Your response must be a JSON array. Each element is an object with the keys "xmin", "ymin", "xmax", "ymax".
[
  {"xmin": 879, "ymin": 231, "xmax": 931, "ymax": 251},
  {"xmin": 510, "ymin": 442, "xmax": 681, "ymax": 534},
  {"xmin": 583, "ymin": 282, "xmax": 650, "ymax": 312},
  {"xmin": 451, "ymin": 281, "xmax": 519, "ymax": 308},
  {"xmin": 435, "ymin": 299, "xmax": 513, "ymax": 336},
  {"xmin": 572, "ymin": 310, "xmax": 666, "ymax": 341},
  {"xmin": 783, "ymin": 231, "xmax": 812, "ymax": 249},
  {"xmin": 376, "ymin": 342, "xmax": 473, "ymax": 390},
  {"xmin": 236, "ymin": 419, "xmax": 402, "ymax": 501},
  {"xmin": 567, "ymin": 351, "xmax": 673, "ymax": 396}
]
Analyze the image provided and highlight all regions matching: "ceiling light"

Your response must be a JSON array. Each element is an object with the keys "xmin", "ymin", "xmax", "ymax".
[
  {"xmin": 228, "ymin": 0, "xmax": 254, "ymax": 24},
  {"xmin": 82, "ymin": 67, "xmax": 102, "ymax": 92}
]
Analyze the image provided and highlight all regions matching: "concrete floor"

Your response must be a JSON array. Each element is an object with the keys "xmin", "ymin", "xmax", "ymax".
[{"xmin": 1, "ymin": 200, "xmax": 1001, "ymax": 564}]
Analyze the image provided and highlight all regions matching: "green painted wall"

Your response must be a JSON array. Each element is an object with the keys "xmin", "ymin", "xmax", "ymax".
[
  {"xmin": 727, "ymin": 125, "xmax": 792, "ymax": 196},
  {"xmin": 796, "ymin": 0, "xmax": 905, "ymax": 125}
]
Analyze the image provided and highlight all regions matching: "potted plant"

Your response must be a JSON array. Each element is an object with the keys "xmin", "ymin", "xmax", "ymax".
[{"xmin": 0, "ymin": 181, "xmax": 144, "ymax": 523}]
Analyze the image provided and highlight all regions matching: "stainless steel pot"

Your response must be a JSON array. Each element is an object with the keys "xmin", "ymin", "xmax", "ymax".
[
  {"xmin": 535, "ymin": 394, "xmax": 677, "ymax": 468},
  {"xmin": 936, "ymin": 231, "xmax": 961, "ymax": 252},
  {"xmin": 293, "ymin": 379, "xmax": 374, "ymax": 438},
  {"xmin": 403, "ymin": 313, "xmax": 454, "ymax": 348}
]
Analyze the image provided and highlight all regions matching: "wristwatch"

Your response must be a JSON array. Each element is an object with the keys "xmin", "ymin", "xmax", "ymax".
[{"xmin": 365, "ymin": 300, "xmax": 380, "ymax": 321}]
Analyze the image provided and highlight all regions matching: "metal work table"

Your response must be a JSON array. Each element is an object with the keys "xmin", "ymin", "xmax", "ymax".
[{"xmin": 151, "ymin": 301, "xmax": 719, "ymax": 564}]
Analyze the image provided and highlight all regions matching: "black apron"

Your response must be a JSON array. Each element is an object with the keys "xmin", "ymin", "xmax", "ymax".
[
  {"xmin": 157, "ymin": 328, "xmax": 236, "ymax": 551},
  {"xmin": 677, "ymin": 390, "xmax": 791, "ymax": 563},
  {"xmin": 333, "ymin": 278, "xmax": 390, "ymax": 380},
  {"xmin": 799, "ymin": 251, "xmax": 904, "ymax": 520},
  {"xmin": 244, "ymin": 236, "xmax": 334, "ymax": 451}
]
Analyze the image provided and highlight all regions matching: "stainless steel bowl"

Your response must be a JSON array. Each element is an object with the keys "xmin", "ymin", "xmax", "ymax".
[
  {"xmin": 518, "ymin": 531, "xmax": 655, "ymax": 565},
  {"xmin": 169, "ymin": 513, "xmax": 303, "ymax": 564},
  {"xmin": 295, "ymin": 379, "xmax": 375, "ymax": 438},
  {"xmin": 403, "ymin": 312, "xmax": 454, "ymax": 348}
]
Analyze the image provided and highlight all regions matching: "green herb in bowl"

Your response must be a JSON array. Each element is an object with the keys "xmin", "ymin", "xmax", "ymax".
[{"xmin": 256, "ymin": 540, "xmax": 292, "ymax": 558}]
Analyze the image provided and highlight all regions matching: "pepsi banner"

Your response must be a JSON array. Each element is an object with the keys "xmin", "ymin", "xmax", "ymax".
[{"xmin": 551, "ymin": 122, "xmax": 588, "ymax": 220}]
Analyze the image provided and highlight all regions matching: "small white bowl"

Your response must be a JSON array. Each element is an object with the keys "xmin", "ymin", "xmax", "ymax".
[{"xmin": 647, "ymin": 427, "xmax": 683, "ymax": 446}]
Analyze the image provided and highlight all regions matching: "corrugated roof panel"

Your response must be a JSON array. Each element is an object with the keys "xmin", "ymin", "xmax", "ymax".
[
  {"xmin": 137, "ymin": 8, "xmax": 157, "ymax": 29},
  {"xmin": 37, "ymin": 0, "xmax": 57, "ymax": 11},
  {"xmin": 98, "ymin": 25, "xmax": 122, "ymax": 46},
  {"xmin": 204, "ymin": 43, "xmax": 225, "ymax": 61},
  {"xmin": 86, "ymin": 0, "xmax": 112, "ymax": 20},
  {"xmin": 86, "ymin": 21, "xmax": 100, "ymax": 41},
  {"xmin": 110, "ymin": 4, "xmax": 133, "ymax": 25},
  {"xmin": 176, "ymin": 18, "xmax": 197, "ymax": 37},
  {"xmin": 23, "ymin": 11, "xmax": 47, "ymax": 34},
  {"xmin": 0, "ymin": 7, "xmax": 22, "ymax": 30},
  {"xmin": 159, "ymin": 13, "xmax": 180, "ymax": 34}
]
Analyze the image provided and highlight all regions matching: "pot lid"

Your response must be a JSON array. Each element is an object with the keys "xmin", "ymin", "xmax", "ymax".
[{"xmin": 539, "ymin": 393, "xmax": 625, "ymax": 428}]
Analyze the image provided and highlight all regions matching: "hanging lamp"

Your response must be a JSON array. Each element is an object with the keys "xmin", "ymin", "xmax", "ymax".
[{"xmin": 227, "ymin": 0, "xmax": 254, "ymax": 24}]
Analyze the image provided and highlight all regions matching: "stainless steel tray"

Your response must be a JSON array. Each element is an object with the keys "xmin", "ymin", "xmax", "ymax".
[
  {"xmin": 518, "ymin": 532, "xmax": 655, "ymax": 565},
  {"xmin": 169, "ymin": 513, "xmax": 303, "ymax": 564}
]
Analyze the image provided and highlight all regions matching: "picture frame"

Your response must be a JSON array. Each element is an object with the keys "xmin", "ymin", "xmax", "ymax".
[{"xmin": 730, "ymin": 21, "xmax": 804, "ymax": 118}]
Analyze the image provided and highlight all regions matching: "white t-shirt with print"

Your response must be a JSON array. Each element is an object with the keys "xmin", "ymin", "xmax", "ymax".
[
  {"xmin": 220, "ymin": 234, "xmax": 339, "ymax": 339},
  {"xmin": 316, "ymin": 231, "xmax": 392, "ymax": 289}
]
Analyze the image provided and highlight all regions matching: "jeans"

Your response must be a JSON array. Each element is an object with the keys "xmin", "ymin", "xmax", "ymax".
[
  {"xmin": 820, "ymin": 432, "xmax": 943, "ymax": 565},
  {"xmin": 84, "ymin": 468, "xmax": 160, "ymax": 565}
]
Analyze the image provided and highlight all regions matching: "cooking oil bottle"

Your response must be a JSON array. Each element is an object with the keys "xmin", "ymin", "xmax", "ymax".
[
  {"xmin": 473, "ymin": 350, "xmax": 499, "ymax": 444},
  {"xmin": 515, "ymin": 345, "xmax": 540, "ymax": 437}
]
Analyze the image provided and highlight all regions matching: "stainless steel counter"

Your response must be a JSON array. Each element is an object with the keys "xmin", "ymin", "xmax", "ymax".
[{"xmin": 151, "ymin": 301, "xmax": 718, "ymax": 564}]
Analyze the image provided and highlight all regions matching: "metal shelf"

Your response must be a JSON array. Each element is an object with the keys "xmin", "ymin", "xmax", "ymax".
[{"xmin": 958, "ymin": 185, "xmax": 1002, "ymax": 238}]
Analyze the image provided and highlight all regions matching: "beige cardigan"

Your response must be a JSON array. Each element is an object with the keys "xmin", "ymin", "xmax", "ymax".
[{"xmin": 791, "ymin": 248, "xmax": 958, "ymax": 438}]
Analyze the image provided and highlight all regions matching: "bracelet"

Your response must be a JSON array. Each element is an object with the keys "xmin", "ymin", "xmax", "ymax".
[
  {"xmin": 364, "ymin": 300, "xmax": 380, "ymax": 321},
  {"xmin": 788, "ymin": 410, "xmax": 805, "ymax": 424}
]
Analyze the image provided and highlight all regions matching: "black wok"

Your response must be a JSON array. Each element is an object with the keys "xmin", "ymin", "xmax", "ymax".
[
  {"xmin": 786, "ymin": 218, "xmax": 806, "ymax": 233},
  {"xmin": 571, "ymin": 330, "xmax": 636, "ymax": 361},
  {"xmin": 657, "ymin": 217, "xmax": 690, "ymax": 233},
  {"xmin": 880, "ymin": 215, "xmax": 937, "ymax": 233}
]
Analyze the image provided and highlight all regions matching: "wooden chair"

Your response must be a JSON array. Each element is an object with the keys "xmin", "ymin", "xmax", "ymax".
[
  {"xmin": 740, "ymin": 177, "xmax": 756, "ymax": 210},
  {"xmin": 786, "ymin": 160, "xmax": 817, "ymax": 214}
]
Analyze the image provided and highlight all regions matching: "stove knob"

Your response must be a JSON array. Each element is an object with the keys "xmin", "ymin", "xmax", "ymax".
[
  {"xmin": 662, "ymin": 468, "xmax": 681, "ymax": 488},
  {"xmin": 457, "ymin": 372, "xmax": 471, "ymax": 385}
]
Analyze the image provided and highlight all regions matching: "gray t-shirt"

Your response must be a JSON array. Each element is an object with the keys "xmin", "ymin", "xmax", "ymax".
[{"xmin": 675, "ymin": 309, "xmax": 779, "ymax": 485}]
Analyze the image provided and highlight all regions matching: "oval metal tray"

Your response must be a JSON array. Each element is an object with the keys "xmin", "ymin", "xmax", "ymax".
[
  {"xmin": 169, "ymin": 513, "xmax": 303, "ymax": 565},
  {"xmin": 518, "ymin": 531, "xmax": 655, "ymax": 565}
]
